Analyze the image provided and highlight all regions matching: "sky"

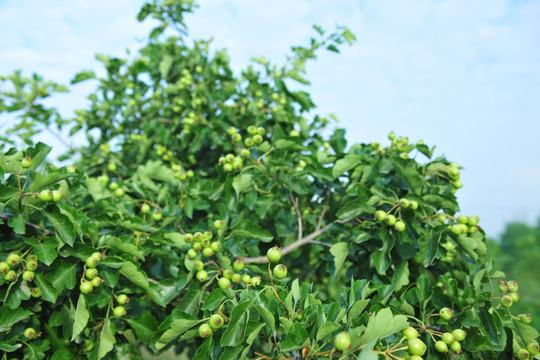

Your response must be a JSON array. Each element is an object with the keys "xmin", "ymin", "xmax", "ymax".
[{"xmin": 1, "ymin": 0, "xmax": 539, "ymax": 238}]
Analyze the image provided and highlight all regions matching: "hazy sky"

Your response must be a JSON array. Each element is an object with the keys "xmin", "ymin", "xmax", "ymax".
[{"xmin": 1, "ymin": 0, "xmax": 539, "ymax": 238}]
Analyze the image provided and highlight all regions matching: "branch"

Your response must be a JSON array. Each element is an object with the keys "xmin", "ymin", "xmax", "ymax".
[
  {"xmin": 242, "ymin": 222, "xmax": 335, "ymax": 264},
  {"xmin": 288, "ymin": 191, "xmax": 302, "ymax": 241},
  {"xmin": 0, "ymin": 214, "xmax": 55, "ymax": 236}
]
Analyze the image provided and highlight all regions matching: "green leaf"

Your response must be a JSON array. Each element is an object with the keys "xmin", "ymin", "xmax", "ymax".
[
  {"xmin": 28, "ymin": 172, "xmax": 73, "ymax": 192},
  {"xmin": 390, "ymin": 157, "xmax": 424, "ymax": 195},
  {"xmin": 158, "ymin": 317, "xmax": 199, "ymax": 344},
  {"xmin": 0, "ymin": 306, "xmax": 32, "ymax": 332},
  {"xmin": 357, "ymin": 308, "xmax": 408, "ymax": 346},
  {"xmin": 228, "ymin": 223, "xmax": 273, "ymax": 243},
  {"xmin": 71, "ymin": 294, "xmax": 89, "ymax": 341},
  {"xmin": 34, "ymin": 273, "xmax": 58, "ymax": 303},
  {"xmin": 47, "ymin": 261, "xmax": 77, "ymax": 292},
  {"xmin": 316, "ymin": 322, "xmax": 341, "ymax": 341},
  {"xmin": 337, "ymin": 199, "xmax": 369, "ymax": 221},
  {"xmin": 106, "ymin": 236, "xmax": 144, "ymax": 260},
  {"xmin": 96, "ymin": 318, "xmax": 116, "ymax": 360},
  {"xmin": 232, "ymin": 173, "xmax": 253, "ymax": 196},
  {"xmin": 477, "ymin": 306, "xmax": 506, "ymax": 350},
  {"xmin": 201, "ymin": 289, "xmax": 225, "ymax": 311},
  {"xmin": 43, "ymin": 206, "xmax": 75, "ymax": 246},
  {"xmin": 281, "ymin": 322, "xmax": 310, "ymax": 351},
  {"xmin": 159, "ymin": 55, "xmax": 174, "ymax": 79},
  {"xmin": 125, "ymin": 311, "xmax": 158, "ymax": 345},
  {"xmin": 7, "ymin": 213, "xmax": 26, "ymax": 234},
  {"xmin": 330, "ymin": 242, "xmax": 348, "ymax": 276},
  {"xmin": 71, "ymin": 69, "xmax": 96, "ymax": 84},
  {"xmin": 177, "ymin": 283, "xmax": 202, "ymax": 317},
  {"xmin": 221, "ymin": 299, "xmax": 254, "ymax": 347},
  {"xmin": 26, "ymin": 237, "xmax": 59, "ymax": 265},
  {"xmin": 332, "ymin": 154, "xmax": 361, "ymax": 178}
]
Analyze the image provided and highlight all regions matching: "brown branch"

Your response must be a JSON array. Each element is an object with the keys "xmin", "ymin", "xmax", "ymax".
[
  {"xmin": 317, "ymin": 195, "xmax": 331, "ymax": 231},
  {"xmin": 242, "ymin": 222, "xmax": 335, "ymax": 264},
  {"xmin": 0, "ymin": 214, "xmax": 55, "ymax": 236},
  {"xmin": 288, "ymin": 191, "xmax": 302, "ymax": 241}
]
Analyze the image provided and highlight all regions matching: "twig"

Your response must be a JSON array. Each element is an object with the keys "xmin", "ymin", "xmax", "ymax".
[
  {"xmin": 242, "ymin": 222, "xmax": 335, "ymax": 264},
  {"xmin": 0, "ymin": 214, "xmax": 55, "ymax": 236},
  {"xmin": 317, "ymin": 195, "xmax": 330, "ymax": 231},
  {"xmin": 288, "ymin": 191, "xmax": 302, "ymax": 241}
]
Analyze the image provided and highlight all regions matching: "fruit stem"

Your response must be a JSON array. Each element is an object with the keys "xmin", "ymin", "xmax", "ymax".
[{"xmin": 268, "ymin": 263, "xmax": 289, "ymax": 318}]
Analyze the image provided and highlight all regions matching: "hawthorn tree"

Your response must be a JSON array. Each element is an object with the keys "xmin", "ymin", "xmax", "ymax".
[{"xmin": 0, "ymin": 1, "xmax": 539, "ymax": 359}]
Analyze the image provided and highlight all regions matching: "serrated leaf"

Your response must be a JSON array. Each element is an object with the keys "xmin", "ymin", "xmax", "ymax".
[
  {"xmin": 7, "ymin": 213, "xmax": 26, "ymax": 234},
  {"xmin": 125, "ymin": 311, "xmax": 158, "ymax": 345},
  {"xmin": 97, "ymin": 318, "xmax": 116, "ymax": 360},
  {"xmin": 47, "ymin": 261, "xmax": 77, "ymax": 292},
  {"xmin": 332, "ymin": 154, "xmax": 361, "ymax": 178},
  {"xmin": 0, "ymin": 306, "xmax": 33, "ymax": 332},
  {"xmin": 232, "ymin": 173, "xmax": 253, "ymax": 196},
  {"xmin": 228, "ymin": 223, "xmax": 273, "ymax": 243},
  {"xmin": 330, "ymin": 242, "xmax": 348, "ymax": 276},
  {"xmin": 71, "ymin": 294, "xmax": 89, "ymax": 341},
  {"xmin": 34, "ymin": 273, "xmax": 58, "ymax": 303},
  {"xmin": 201, "ymin": 289, "xmax": 225, "ymax": 311},
  {"xmin": 221, "ymin": 299, "xmax": 254, "ymax": 347},
  {"xmin": 316, "ymin": 322, "xmax": 341, "ymax": 341},
  {"xmin": 26, "ymin": 237, "xmax": 59, "ymax": 265},
  {"xmin": 357, "ymin": 308, "xmax": 408, "ymax": 346},
  {"xmin": 43, "ymin": 206, "xmax": 75, "ymax": 246}
]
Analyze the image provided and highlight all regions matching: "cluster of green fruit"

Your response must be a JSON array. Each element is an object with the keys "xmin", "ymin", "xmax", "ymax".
[
  {"xmin": 516, "ymin": 342, "xmax": 539, "ymax": 360},
  {"xmin": 217, "ymin": 126, "xmax": 265, "ymax": 172},
  {"xmin": 171, "ymin": 163, "xmax": 195, "ymax": 181},
  {"xmin": 433, "ymin": 328, "xmax": 466, "ymax": 354},
  {"xmin": 445, "ymin": 162, "xmax": 463, "ymax": 192},
  {"xmin": 448, "ymin": 214, "xmax": 480, "ymax": 235},
  {"xmin": 295, "ymin": 159, "xmax": 307, "ymax": 172},
  {"xmin": 156, "ymin": 144, "xmax": 174, "ymax": 162},
  {"xmin": 139, "ymin": 202, "xmax": 163, "ymax": 221},
  {"xmin": 181, "ymin": 111, "xmax": 203, "ymax": 135},
  {"xmin": 216, "ymin": 259, "xmax": 262, "ymax": 289},
  {"xmin": 113, "ymin": 294, "xmax": 129, "ymax": 317},
  {"xmin": 440, "ymin": 240, "xmax": 458, "ymax": 262},
  {"xmin": 403, "ymin": 327, "xmax": 428, "ymax": 359},
  {"xmin": 108, "ymin": 180, "xmax": 126, "ymax": 198},
  {"xmin": 38, "ymin": 189, "xmax": 63, "ymax": 203},
  {"xmin": 0, "ymin": 254, "xmax": 40, "ymax": 288},
  {"xmin": 129, "ymin": 133, "xmax": 147, "ymax": 141},
  {"xmin": 499, "ymin": 280, "xmax": 521, "ymax": 308},
  {"xmin": 79, "ymin": 252, "xmax": 105, "ymax": 294},
  {"xmin": 387, "ymin": 132, "xmax": 413, "ymax": 159},
  {"xmin": 185, "ymin": 229, "xmax": 222, "ymax": 267},
  {"xmin": 374, "ymin": 198, "xmax": 418, "ymax": 232},
  {"xmin": 198, "ymin": 314, "xmax": 225, "ymax": 339}
]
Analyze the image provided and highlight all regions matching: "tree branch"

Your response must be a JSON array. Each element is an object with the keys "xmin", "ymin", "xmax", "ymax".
[
  {"xmin": 242, "ymin": 222, "xmax": 335, "ymax": 264},
  {"xmin": 0, "ymin": 214, "xmax": 55, "ymax": 236}
]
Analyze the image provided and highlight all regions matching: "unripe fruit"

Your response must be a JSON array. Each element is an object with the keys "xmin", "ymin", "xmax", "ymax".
[
  {"xmin": 404, "ymin": 327, "xmax": 418, "ymax": 340},
  {"xmin": 435, "ymin": 340, "xmax": 448, "ymax": 352},
  {"xmin": 192, "ymin": 242, "xmax": 202, "ymax": 252},
  {"xmin": 22, "ymin": 271, "xmax": 35, "ymax": 282},
  {"xmin": 388, "ymin": 131, "xmax": 396, "ymax": 140},
  {"xmin": 509, "ymin": 292, "xmax": 520, "ymax": 303},
  {"xmin": 409, "ymin": 356, "xmax": 423, "ymax": 360},
  {"xmin": 400, "ymin": 199, "xmax": 410, "ymax": 208},
  {"xmin": 113, "ymin": 306, "xmax": 127, "ymax": 317},
  {"xmin": 334, "ymin": 332, "xmax": 351, "ymax": 351},
  {"xmin": 233, "ymin": 259, "xmax": 244, "ymax": 272},
  {"xmin": 209, "ymin": 314, "xmax": 224, "ymax": 329},
  {"xmin": 457, "ymin": 215, "xmax": 469, "ymax": 224},
  {"xmin": 407, "ymin": 338, "xmax": 427, "ymax": 356},
  {"xmin": 152, "ymin": 210, "xmax": 162, "ymax": 221},
  {"xmin": 184, "ymin": 233, "xmax": 194, "ymax": 243},
  {"xmin": 498, "ymin": 280, "xmax": 507, "ymax": 292},
  {"xmin": 21, "ymin": 157, "xmax": 32, "ymax": 168},
  {"xmin": 441, "ymin": 332, "xmax": 455, "ymax": 344},
  {"xmin": 202, "ymin": 247, "xmax": 214, "ymax": 258},
  {"xmin": 27, "ymin": 254, "xmax": 38, "ymax": 262},
  {"xmin": 267, "ymin": 247, "xmax": 282, "ymax": 263},
  {"xmin": 203, "ymin": 231, "xmax": 213, "ymax": 240},
  {"xmin": 140, "ymin": 203, "xmax": 151, "ymax": 214},
  {"xmin": 39, "ymin": 190, "xmax": 54, "ymax": 202},
  {"xmin": 52, "ymin": 190, "xmax": 62, "ymax": 203},
  {"xmin": 289, "ymin": 130, "xmax": 300, "ymax": 137},
  {"xmin": 527, "ymin": 343, "xmax": 539, "ymax": 356},
  {"xmin": 86, "ymin": 257, "xmax": 99, "ymax": 268},
  {"xmin": 226, "ymin": 126, "xmax": 237, "ymax": 136},
  {"xmin": 117, "ymin": 294, "xmax": 129, "ymax": 305},
  {"xmin": 80, "ymin": 281, "xmax": 94, "ymax": 294},
  {"xmin": 232, "ymin": 133, "xmax": 242, "ymax": 142},
  {"xmin": 109, "ymin": 182, "xmax": 119, "ymax": 191},
  {"xmin": 257, "ymin": 127, "xmax": 266, "ymax": 136},
  {"xmin": 410, "ymin": 200, "xmax": 419, "ymax": 210},
  {"xmin": 86, "ymin": 268, "xmax": 98, "ymax": 280},
  {"xmin": 241, "ymin": 274, "xmax": 251, "ymax": 284},
  {"xmin": 30, "ymin": 287, "xmax": 41, "ymax": 298},
  {"xmin": 232, "ymin": 273, "xmax": 241, "ymax": 284},
  {"xmin": 507, "ymin": 280, "xmax": 518, "ymax": 292},
  {"xmin": 251, "ymin": 276, "xmax": 261, "ymax": 286},
  {"xmin": 385, "ymin": 214, "xmax": 396, "ymax": 226},
  {"xmin": 501, "ymin": 295, "xmax": 513, "ymax": 307},
  {"xmin": 7, "ymin": 254, "xmax": 21, "ymax": 267},
  {"xmin": 5, "ymin": 270, "xmax": 17, "ymax": 281},
  {"xmin": 450, "ymin": 341, "xmax": 462, "ymax": 353},
  {"xmin": 91, "ymin": 277, "xmax": 103, "ymax": 287},
  {"xmin": 210, "ymin": 241, "xmax": 222, "ymax": 253},
  {"xmin": 187, "ymin": 249, "xmax": 197, "ymax": 260},
  {"xmin": 223, "ymin": 269, "xmax": 234, "ymax": 279},
  {"xmin": 247, "ymin": 125, "xmax": 257, "ymax": 135},
  {"xmin": 519, "ymin": 314, "xmax": 532, "ymax": 324},
  {"xmin": 374, "ymin": 210, "xmax": 386, "ymax": 222},
  {"xmin": 198, "ymin": 323, "xmax": 213, "ymax": 338},
  {"xmin": 24, "ymin": 327, "xmax": 36, "ymax": 339},
  {"xmin": 187, "ymin": 170, "xmax": 194, "ymax": 178},
  {"xmin": 439, "ymin": 307, "xmax": 453, "ymax": 320},
  {"xmin": 0, "ymin": 262, "xmax": 10, "ymax": 274},
  {"xmin": 394, "ymin": 221, "xmax": 406, "ymax": 232},
  {"xmin": 218, "ymin": 277, "xmax": 231, "ymax": 289},
  {"xmin": 244, "ymin": 137, "xmax": 254, "ymax": 147},
  {"xmin": 196, "ymin": 270, "xmax": 208, "ymax": 282},
  {"xmin": 107, "ymin": 163, "xmax": 117, "ymax": 172},
  {"xmin": 200, "ymin": 238, "xmax": 210, "ymax": 248},
  {"xmin": 273, "ymin": 264, "xmax": 288, "ymax": 279},
  {"xmin": 193, "ymin": 261, "xmax": 204, "ymax": 271},
  {"xmin": 468, "ymin": 215, "xmax": 480, "ymax": 226},
  {"xmin": 452, "ymin": 329, "xmax": 466, "ymax": 341},
  {"xmin": 214, "ymin": 220, "xmax": 224, "ymax": 229}
]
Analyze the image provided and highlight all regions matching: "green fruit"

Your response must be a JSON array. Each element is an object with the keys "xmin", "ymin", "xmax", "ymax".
[
  {"xmin": 7, "ymin": 254, "xmax": 20, "ymax": 267},
  {"xmin": 501, "ymin": 295, "xmax": 513, "ymax": 307},
  {"xmin": 27, "ymin": 254, "xmax": 38, "ymax": 262},
  {"xmin": 184, "ymin": 233, "xmax": 193, "ymax": 243},
  {"xmin": 187, "ymin": 170, "xmax": 194, "ymax": 178},
  {"xmin": 439, "ymin": 307, "xmax": 453, "ymax": 320},
  {"xmin": 21, "ymin": 157, "xmax": 32, "ymax": 168},
  {"xmin": 244, "ymin": 137, "xmax": 254, "ymax": 147},
  {"xmin": 257, "ymin": 127, "xmax": 266, "ymax": 136},
  {"xmin": 520, "ymin": 314, "xmax": 532, "ymax": 324},
  {"xmin": 517, "ymin": 349, "xmax": 530, "ymax": 360},
  {"xmin": 223, "ymin": 269, "xmax": 234, "ymax": 279},
  {"xmin": 509, "ymin": 292, "xmax": 520, "ymax": 303},
  {"xmin": 273, "ymin": 264, "xmax": 287, "ymax": 279},
  {"xmin": 233, "ymin": 259, "xmax": 244, "ymax": 272},
  {"xmin": 450, "ymin": 224, "xmax": 463, "ymax": 235},
  {"xmin": 409, "ymin": 356, "xmax": 423, "ymax": 360},
  {"xmin": 404, "ymin": 327, "xmax": 418, "ymax": 340},
  {"xmin": 498, "ymin": 281, "xmax": 507, "ymax": 292},
  {"xmin": 107, "ymin": 163, "xmax": 117, "ymax": 172},
  {"xmin": 394, "ymin": 221, "xmax": 406, "ymax": 232},
  {"xmin": 152, "ymin": 211, "xmax": 162, "ymax": 221},
  {"xmin": 196, "ymin": 270, "xmax": 208, "ymax": 282},
  {"xmin": 388, "ymin": 131, "xmax": 396, "ymax": 140},
  {"xmin": 507, "ymin": 280, "xmax": 518, "ymax": 292},
  {"xmin": 193, "ymin": 261, "xmax": 204, "ymax": 271},
  {"xmin": 527, "ymin": 343, "xmax": 539, "ymax": 356},
  {"xmin": 117, "ymin": 294, "xmax": 129, "ymax": 305},
  {"xmin": 468, "ymin": 215, "xmax": 480, "ymax": 226},
  {"xmin": 52, "ymin": 190, "xmax": 62, "ymax": 202},
  {"xmin": 113, "ymin": 306, "xmax": 126, "ymax": 317},
  {"xmin": 91, "ymin": 277, "xmax": 103, "ymax": 287},
  {"xmin": 400, "ymin": 198, "xmax": 410, "ymax": 208},
  {"xmin": 209, "ymin": 314, "xmax": 224, "ymax": 329},
  {"xmin": 334, "ymin": 332, "xmax": 351, "ymax": 351},
  {"xmin": 450, "ymin": 341, "xmax": 462, "ymax": 353},
  {"xmin": 452, "ymin": 329, "xmax": 466, "ymax": 341},
  {"xmin": 140, "ymin": 203, "xmax": 151, "ymax": 214},
  {"xmin": 210, "ymin": 241, "xmax": 221, "ymax": 253},
  {"xmin": 251, "ymin": 276, "xmax": 261, "ymax": 286},
  {"xmin": 80, "ymin": 281, "xmax": 94, "ymax": 294},
  {"xmin": 441, "ymin": 332, "xmax": 455, "ymax": 344},
  {"xmin": 0, "ymin": 262, "xmax": 10, "ymax": 274},
  {"xmin": 86, "ymin": 256, "xmax": 99, "ymax": 268},
  {"xmin": 267, "ymin": 247, "xmax": 282, "ymax": 263},
  {"xmin": 410, "ymin": 200, "xmax": 419, "ymax": 210},
  {"xmin": 114, "ymin": 188, "xmax": 125, "ymax": 197},
  {"xmin": 385, "ymin": 214, "xmax": 396, "ymax": 226},
  {"xmin": 457, "ymin": 215, "xmax": 469, "ymax": 224},
  {"xmin": 241, "ymin": 274, "xmax": 251, "ymax": 284},
  {"xmin": 214, "ymin": 220, "xmax": 224, "ymax": 229},
  {"xmin": 202, "ymin": 247, "xmax": 214, "ymax": 258},
  {"xmin": 218, "ymin": 277, "xmax": 231, "ymax": 289},
  {"xmin": 289, "ymin": 130, "xmax": 300, "ymax": 137},
  {"xmin": 39, "ymin": 190, "xmax": 54, "ymax": 202},
  {"xmin": 434, "ymin": 340, "xmax": 448, "ymax": 352},
  {"xmin": 86, "ymin": 268, "xmax": 98, "ymax": 280},
  {"xmin": 200, "ymin": 238, "xmax": 210, "ymax": 248},
  {"xmin": 253, "ymin": 134, "xmax": 263, "ymax": 144},
  {"xmin": 232, "ymin": 273, "xmax": 241, "ymax": 284},
  {"xmin": 109, "ymin": 182, "xmax": 119, "ymax": 190},
  {"xmin": 247, "ymin": 125, "xmax": 257, "ymax": 135},
  {"xmin": 30, "ymin": 287, "xmax": 41, "ymax": 298},
  {"xmin": 407, "ymin": 338, "xmax": 427, "ymax": 356},
  {"xmin": 5, "ymin": 270, "xmax": 17, "ymax": 281},
  {"xmin": 22, "ymin": 271, "xmax": 35, "ymax": 282},
  {"xmin": 198, "ymin": 323, "xmax": 213, "ymax": 338},
  {"xmin": 226, "ymin": 126, "xmax": 237, "ymax": 136},
  {"xmin": 232, "ymin": 133, "xmax": 242, "ymax": 142},
  {"xmin": 187, "ymin": 249, "xmax": 197, "ymax": 260},
  {"xmin": 24, "ymin": 327, "xmax": 36, "ymax": 339},
  {"xmin": 374, "ymin": 210, "xmax": 386, "ymax": 222},
  {"xmin": 192, "ymin": 242, "xmax": 202, "ymax": 252}
]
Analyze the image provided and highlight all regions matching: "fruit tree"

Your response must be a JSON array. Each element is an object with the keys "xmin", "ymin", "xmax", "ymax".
[{"xmin": 0, "ymin": 1, "xmax": 538, "ymax": 359}]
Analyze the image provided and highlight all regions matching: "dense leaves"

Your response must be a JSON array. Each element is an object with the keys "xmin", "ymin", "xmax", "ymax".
[{"xmin": 0, "ymin": 0, "xmax": 538, "ymax": 359}]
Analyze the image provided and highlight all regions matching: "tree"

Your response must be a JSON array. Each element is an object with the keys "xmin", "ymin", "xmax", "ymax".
[{"xmin": 0, "ymin": 1, "xmax": 538, "ymax": 359}]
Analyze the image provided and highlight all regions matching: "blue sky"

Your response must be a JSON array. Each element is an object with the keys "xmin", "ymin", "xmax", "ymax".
[{"xmin": 1, "ymin": 0, "xmax": 539, "ymax": 238}]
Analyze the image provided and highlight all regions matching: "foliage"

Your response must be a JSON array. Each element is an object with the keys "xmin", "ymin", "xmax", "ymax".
[{"xmin": 0, "ymin": 0, "xmax": 538, "ymax": 359}]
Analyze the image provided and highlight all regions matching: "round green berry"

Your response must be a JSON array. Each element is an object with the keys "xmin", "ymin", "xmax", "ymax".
[
  {"xmin": 113, "ymin": 306, "xmax": 126, "ymax": 317},
  {"xmin": 439, "ymin": 307, "xmax": 453, "ymax": 320},
  {"xmin": 434, "ymin": 340, "xmax": 448, "ymax": 353},
  {"xmin": 273, "ymin": 264, "xmax": 287, "ymax": 279},
  {"xmin": 233, "ymin": 259, "xmax": 244, "ymax": 272},
  {"xmin": 24, "ymin": 327, "xmax": 36, "ymax": 339},
  {"xmin": 117, "ymin": 294, "xmax": 129, "ymax": 305},
  {"xmin": 334, "ymin": 332, "xmax": 351, "ymax": 351},
  {"xmin": 407, "ymin": 338, "xmax": 427, "ymax": 356},
  {"xmin": 403, "ymin": 327, "xmax": 418, "ymax": 340},
  {"xmin": 441, "ymin": 332, "xmax": 455, "ymax": 345},
  {"xmin": 6, "ymin": 254, "xmax": 20, "ymax": 267},
  {"xmin": 196, "ymin": 270, "xmax": 208, "ymax": 282},
  {"xmin": 80, "ymin": 281, "xmax": 94, "ymax": 294},
  {"xmin": 198, "ymin": 323, "xmax": 213, "ymax": 338},
  {"xmin": 218, "ymin": 277, "xmax": 231, "ymax": 289},
  {"xmin": 267, "ymin": 247, "xmax": 282, "ymax": 263},
  {"xmin": 22, "ymin": 271, "xmax": 35, "ymax": 282},
  {"xmin": 452, "ymin": 329, "xmax": 466, "ymax": 341},
  {"xmin": 209, "ymin": 314, "xmax": 224, "ymax": 330}
]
